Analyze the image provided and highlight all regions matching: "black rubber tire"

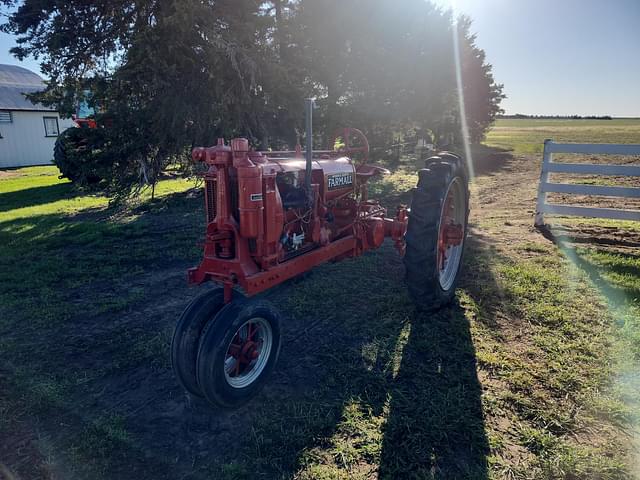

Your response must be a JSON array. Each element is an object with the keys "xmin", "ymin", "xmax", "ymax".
[
  {"xmin": 53, "ymin": 128, "xmax": 94, "ymax": 183},
  {"xmin": 52, "ymin": 128, "xmax": 104, "ymax": 185},
  {"xmin": 403, "ymin": 153, "xmax": 470, "ymax": 311},
  {"xmin": 196, "ymin": 299, "xmax": 282, "ymax": 409},
  {"xmin": 53, "ymin": 132, "xmax": 68, "ymax": 175},
  {"xmin": 171, "ymin": 288, "xmax": 244, "ymax": 397}
]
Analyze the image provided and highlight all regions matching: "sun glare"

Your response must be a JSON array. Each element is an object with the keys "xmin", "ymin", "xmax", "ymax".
[
  {"xmin": 451, "ymin": 14, "xmax": 475, "ymax": 180},
  {"xmin": 433, "ymin": 0, "xmax": 461, "ymax": 14}
]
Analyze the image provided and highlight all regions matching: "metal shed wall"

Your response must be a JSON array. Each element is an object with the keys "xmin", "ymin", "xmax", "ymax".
[{"xmin": 0, "ymin": 111, "xmax": 74, "ymax": 168}]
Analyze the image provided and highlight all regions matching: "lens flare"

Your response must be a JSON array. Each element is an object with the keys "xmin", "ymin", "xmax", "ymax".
[
  {"xmin": 452, "ymin": 15, "xmax": 475, "ymax": 180},
  {"xmin": 549, "ymin": 228, "xmax": 640, "ymax": 473}
]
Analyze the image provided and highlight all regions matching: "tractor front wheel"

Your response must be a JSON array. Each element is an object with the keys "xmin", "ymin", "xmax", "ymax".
[
  {"xmin": 171, "ymin": 288, "xmax": 244, "ymax": 397},
  {"xmin": 196, "ymin": 299, "xmax": 282, "ymax": 409},
  {"xmin": 404, "ymin": 155, "xmax": 469, "ymax": 311}
]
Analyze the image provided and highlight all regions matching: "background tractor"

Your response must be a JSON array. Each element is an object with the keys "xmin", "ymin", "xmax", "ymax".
[
  {"xmin": 53, "ymin": 99, "xmax": 110, "ymax": 186},
  {"xmin": 172, "ymin": 100, "xmax": 469, "ymax": 408}
]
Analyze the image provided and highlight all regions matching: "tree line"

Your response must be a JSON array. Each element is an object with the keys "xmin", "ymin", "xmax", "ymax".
[
  {"xmin": 502, "ymin": 114, "xmax": 613, "ymax": 120},
  {"xmin": 1, "ymin": 0, "xmax": 504, "ymax": 196}
]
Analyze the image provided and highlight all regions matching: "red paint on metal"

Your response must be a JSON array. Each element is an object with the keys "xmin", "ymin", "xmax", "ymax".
[
  {"xmin": 441, "ymin": 224, "xmax": 464, "ymax": 246},
  {"xmin": 73, "ymin": 118, "xmax": 98, "ymax": 129},
  {"xmin": 189, "ymin": 133, "xmax": 409, "ymax": 300},
  {"xmin": 437, "ymin": 188, "xmax": 464, "ymax": 271},
  {"xmin": 226, "ymin": 321, "xmax": 263, "ymax": 377},
  {"xmin": 329, "ymin": 128, "xmax": 370, "ymax": 164}
]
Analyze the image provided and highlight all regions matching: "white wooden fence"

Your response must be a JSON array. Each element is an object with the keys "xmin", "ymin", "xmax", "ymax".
[{"xmin": 534, "ymin": 140, "xmax": 640, "ymax": 227}]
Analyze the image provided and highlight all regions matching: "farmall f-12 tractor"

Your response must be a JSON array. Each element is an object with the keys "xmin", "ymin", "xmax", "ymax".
[{"xmin": 172, "ymin": 100, "xmax": 469, "ymax": 408}]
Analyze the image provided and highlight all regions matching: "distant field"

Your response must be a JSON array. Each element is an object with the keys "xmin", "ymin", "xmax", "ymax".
[{"xmin": 486, "ymin": 118, "xmax": 640, "ymax": 154}]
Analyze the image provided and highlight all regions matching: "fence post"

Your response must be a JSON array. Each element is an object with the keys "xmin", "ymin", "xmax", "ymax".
[{"xmin": 534, "ymin": 139, "xmax": 552, "ymax": 227}]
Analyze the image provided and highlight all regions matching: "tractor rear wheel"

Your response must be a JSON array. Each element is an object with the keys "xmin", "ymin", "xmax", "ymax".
[
  {"xmin": 171, "ymin": 288, "xmax": 244, "ymax": 397},
  {"xmin": 53, "ymin": 127, "xmax": 105, "ymax": 186},
  {"xmin": 196, "ymin": 298, "xmax": 282, "ymax": 409},
  {"xmin": 53, "ymin": 129, "xmax": 83, "ymax": 182},
  {"xmin": 53, "ymin": 133, "xmax": 68, "ymax": 174},
  {"xmin": 404, "ymin": 155, "xmax": 469, "ymax": 311}
]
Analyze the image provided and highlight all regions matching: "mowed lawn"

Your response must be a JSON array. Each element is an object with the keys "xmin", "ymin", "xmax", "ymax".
[{"xmin": 0, "ymin": 119, "xmax": 639, "ymax": 479}]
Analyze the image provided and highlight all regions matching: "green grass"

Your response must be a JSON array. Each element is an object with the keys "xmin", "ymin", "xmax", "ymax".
[
  {"xmin": 486, "ymin": 118, "xmax": 640, "ymax": 155},
  {"xmin": 0, "ymin": 167, "xmax": 201, "ymax": 478},
  {"xmin": 1, "ymin": 131, "xmax": 639, "ymax": 480},
  {"xmin": 0, "ymin": 167, "xmax": 197, "ymax": 223},
  {"xmin": 561, "ymin": 217, "xmax": 640, "ymax": 233},
  {"xmin": 572, "ymin": 246, "xmax": 640, "ymax": 420}
]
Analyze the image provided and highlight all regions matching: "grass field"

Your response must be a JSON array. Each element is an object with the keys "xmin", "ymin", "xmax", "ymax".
[
  {"xmin": 486, "ymin": 118, "xmax": 640, "ymax": 154},
  {"xmin": 1, "ymin": 119, "xmax": 639, "ymax": 479}
]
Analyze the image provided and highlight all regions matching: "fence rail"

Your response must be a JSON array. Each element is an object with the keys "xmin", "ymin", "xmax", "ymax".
[{"xmin": 534, "ymin": 140, "xmax": 640, "ymax": 226}]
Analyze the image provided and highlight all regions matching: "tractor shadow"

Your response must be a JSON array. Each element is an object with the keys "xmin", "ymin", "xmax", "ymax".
[
  {"xmin": 375, "ymin": 232, "xmax": 498, "ymax": 479},
  {"xmin": 377, "ymin": 300, "xmax": 489, "ymax": 479},
  {"xmin": 232, "ymin": 232, "xmax": 496, "ymax": 478}
]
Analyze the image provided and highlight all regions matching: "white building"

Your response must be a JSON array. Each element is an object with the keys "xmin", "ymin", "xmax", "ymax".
[{"xmin": 0, "ymin": 64, "xmax": 74, "ymax": 168}]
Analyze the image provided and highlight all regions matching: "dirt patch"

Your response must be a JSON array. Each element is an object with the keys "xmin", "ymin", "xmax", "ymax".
[
  {"xmin": 0, "ymin": 170, "xmax": 21, "ymax": 179},
  {"xmin": 471, "ymin": 152, "xmax": 639, "ymax": 251}
]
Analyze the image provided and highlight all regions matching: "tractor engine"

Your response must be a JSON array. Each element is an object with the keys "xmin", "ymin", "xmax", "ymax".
[
  {"xmin": 275, "ymin": 156, "xmax": 359, "ymax": 254},
  {"xmin": 188, "ymin": 133, "xmax": 408, "ymax": 302}
]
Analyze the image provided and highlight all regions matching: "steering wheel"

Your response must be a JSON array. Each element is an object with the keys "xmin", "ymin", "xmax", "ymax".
[{"xmin": 330, "ymin": 127, "xmax": 370, "ymax": 165}]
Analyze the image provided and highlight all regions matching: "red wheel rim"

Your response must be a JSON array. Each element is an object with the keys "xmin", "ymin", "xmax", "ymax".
[
  {"xmin": 330, "ymin": 127, "xmax": 370, "ymax": 165},
  {"xmin": 224, "ymin": 317, "xmax": 273, "ymax": 388},
  {"xmin": 437, "ymin": 178, "xmax": 465, "ymax": 290}
]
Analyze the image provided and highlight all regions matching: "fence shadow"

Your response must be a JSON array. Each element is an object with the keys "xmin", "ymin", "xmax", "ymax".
[{"xmin": 538, "ymin": 224, "xmax": 640, "ymax": 306}]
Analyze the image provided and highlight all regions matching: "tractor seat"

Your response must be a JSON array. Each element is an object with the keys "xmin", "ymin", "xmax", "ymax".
[{"xmin": 356, "ymin": 164, "xmax": 391, "ymax": 179}]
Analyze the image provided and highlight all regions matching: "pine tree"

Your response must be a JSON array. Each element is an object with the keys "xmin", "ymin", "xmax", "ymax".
[{"xmin": 1, "ymin": 0, "xmax": 504, "ymax": 195}]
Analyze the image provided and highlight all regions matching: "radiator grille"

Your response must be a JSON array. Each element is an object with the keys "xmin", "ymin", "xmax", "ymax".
[{"xmin": 205, "ymin": 178, "xmax": 217, "ymax": 222}]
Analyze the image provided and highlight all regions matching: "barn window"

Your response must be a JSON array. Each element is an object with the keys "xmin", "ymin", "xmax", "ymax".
[
  {"xmin": 43, "ymin": 116, "xmax": 59, "ymax": 137},
  {"xmin": 0, "ymin": 111, "xmax": 9, "ymax": 138}
]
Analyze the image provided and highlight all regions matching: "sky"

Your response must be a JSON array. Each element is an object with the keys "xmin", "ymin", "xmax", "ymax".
[
  {"xmin": 1, "ymin": 0, "xmax": 639, "ymax": 117},
  {"xmin": 434, "ymin": 0, "xmax": 640, "ymax": 116}
]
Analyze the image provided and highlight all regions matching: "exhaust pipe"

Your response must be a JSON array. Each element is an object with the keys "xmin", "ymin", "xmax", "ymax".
[{"xmin": 304, "ymin": 98, "xmax": 314, "ymax": 205}]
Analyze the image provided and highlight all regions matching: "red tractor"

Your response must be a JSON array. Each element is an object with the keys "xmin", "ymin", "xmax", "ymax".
[
  {"xmin": 172, "ymin": 100, "xmax": 469, "ymax": 408},
  {"xmin": 53, "ymin": 98, "xmax": 115, "ymax": 186}
]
